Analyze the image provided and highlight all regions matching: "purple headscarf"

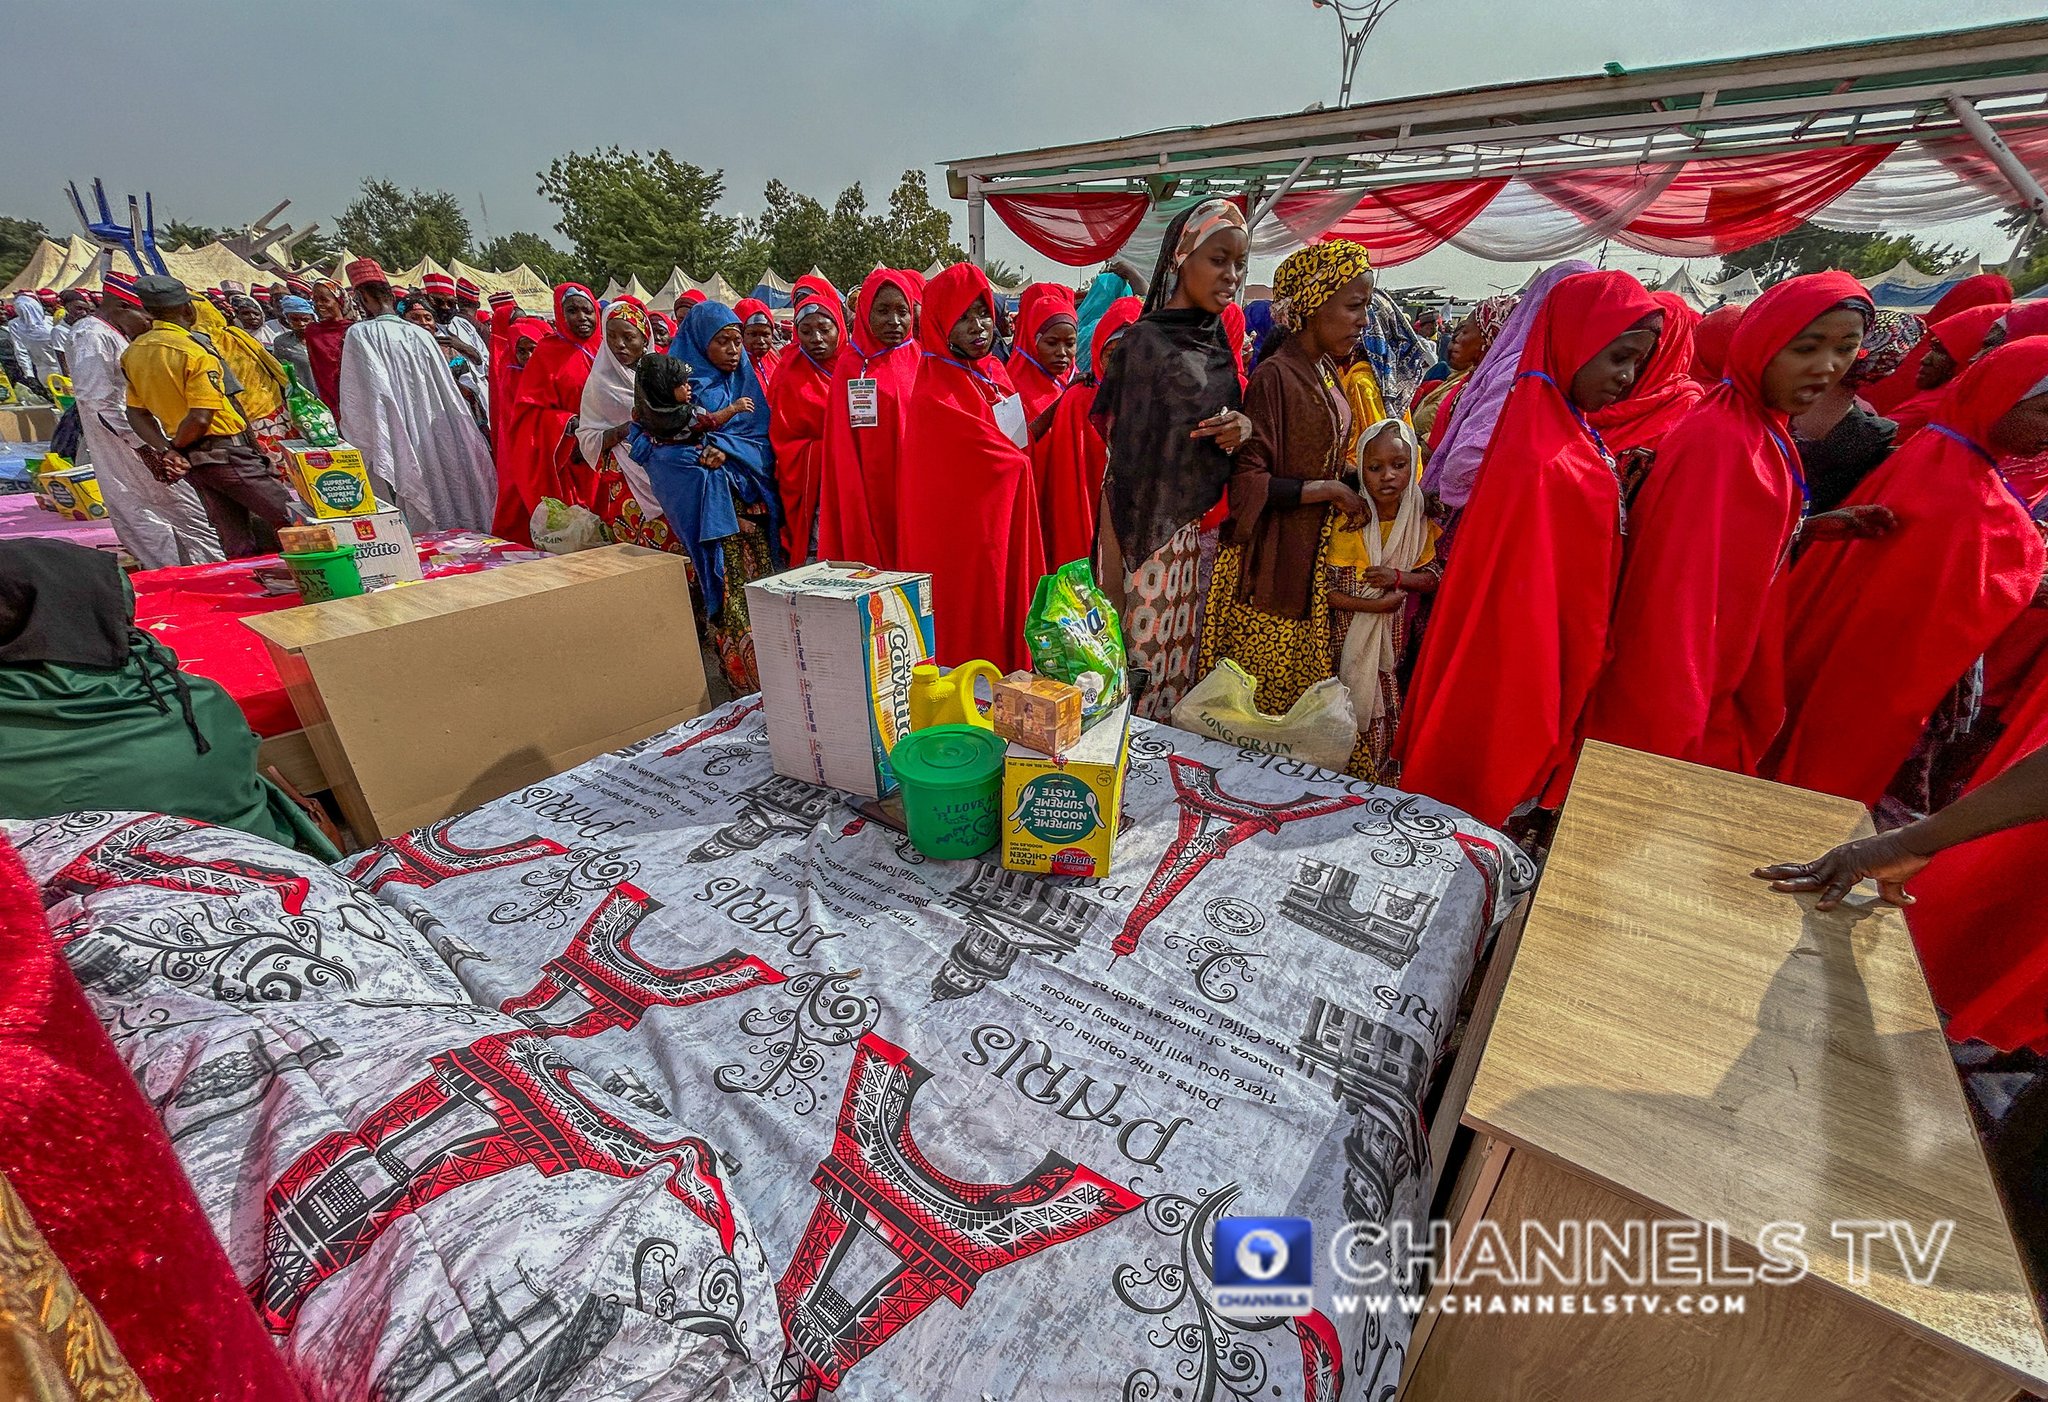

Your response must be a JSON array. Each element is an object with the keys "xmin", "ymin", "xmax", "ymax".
[{"xmin": 1423, "ymin": 259, "xmax": 1597, "ymax": 508}]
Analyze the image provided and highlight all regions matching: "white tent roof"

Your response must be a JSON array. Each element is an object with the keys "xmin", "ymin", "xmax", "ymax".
[
  {"xmin": 755, "ymin": 268, "xmax": 794, "ymax": 294},
  {"xmin": 699, "ymin": 273, "xmax": 739, "ymax": 306},
  {"xmin": 1655, "ymin": 265, "xmax": 1761, "ymax": 309}
]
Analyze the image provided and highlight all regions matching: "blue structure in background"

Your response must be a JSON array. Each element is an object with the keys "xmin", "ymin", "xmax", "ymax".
[{"xmin": 66, "ymin": 178, "xmax": 168, "ymax": 276}]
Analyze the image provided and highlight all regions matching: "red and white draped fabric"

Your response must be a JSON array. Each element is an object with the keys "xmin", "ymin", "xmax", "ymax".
[{"xmin": 983, "ymin": 122, "xmax": 2046, "ymax": 267}]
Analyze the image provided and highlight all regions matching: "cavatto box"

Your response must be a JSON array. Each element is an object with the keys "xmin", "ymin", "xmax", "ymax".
[
  {"xmin": 342, "ymin": 507, "xmax": 424, "ymax": 591},
  {"xmin": 747, "ymin": 561, "xmax": 936, "ymax": 800},
  {"xmin": 283, "ymin": 440, "xmax": 378, "ymax": 518},
  {"xmin": 1001, "ymin": 698, "xmax": 1130, "ymax": 878}
]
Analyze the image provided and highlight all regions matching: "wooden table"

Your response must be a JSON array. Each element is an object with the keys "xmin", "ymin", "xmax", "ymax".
[
  {"xmin": 1403, "ymin": 743, "xmax": 2048, "ymax": 1402},
  {"xmin": 247, "ymin": 545, "xmax": 711, "ymax": 845}
]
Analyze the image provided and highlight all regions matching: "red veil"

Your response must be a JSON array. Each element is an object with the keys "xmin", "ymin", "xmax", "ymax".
[
  {"xmin": 1007, "ymin": 282, "xmax": 1079, "ymax": 422},
  {"xmin": 1883, "ymin": 302, "xmax": 2012, "ymax": 444},
  {"xmin": 1036, "ymin": 297, "xmax": 1142, "ymax": 570},
  {"xmin": 1395, "ymin": 270, "xmax": 1661, "ymax": 828},
  {"xmin": 492, "ymin": 283, "xmax": 601, "ymax": 545},
  {"xmin": 778, "ymin": 273, "xmax": 842, "ymax": 376},
  {"xmin": 301, "ymin": 295, "xmax": 354, "ymax": 413},
  {"xmin": 734, "ymin": 296, "xmax": 779, "ymax": 397},
  {"xmin": 769, "ymin": 295, "xmax": 846, "ymax": 567},
  {"xmin": 894, "ymin": 264, "xmax": 1045, "ymax": 671},
  {"xmin": 1587, "ymin": 291, "xmax": 1705, "ymax": 457},
  {"xmin": 817, "ymin": 269, "xmax": 923, "ymax": 567},
  {"xmin": 1585, "ymin": 272, "xmax": 1873, "ymax": 773},
  {"xmin": 1864, "ymin": 272, "xmax": 2014, "ymax": 414},
  {"xmin": 1767, "ymin": 337, "xmax": 2048, "ymax": 806},
  {"xmin": 1690, "ymin": 305, "xmax": 1742, "ymax": 384}
]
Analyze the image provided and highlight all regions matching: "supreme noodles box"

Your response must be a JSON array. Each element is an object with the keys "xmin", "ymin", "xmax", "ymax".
[
  {"xmin": 1000, "ymin": 698, "xmax": 1130, "ymax": 877},
  {"xmin": 283, "ymin": 440, "xmax": 378, "ymax": 519},
  {"xmin": 747, "ymin": 562, "xmax": 934, "ymax": 800}
]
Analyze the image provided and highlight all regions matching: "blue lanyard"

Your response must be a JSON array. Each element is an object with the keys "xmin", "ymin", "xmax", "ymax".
[
  {"xmin": 1518, "ymin": 371, "xmax": 1615, "ymax": 463},
  {"xmin": 1929, "ymin": 423, "xmax": 2033, "ymax": 512},
  {"xmin": 1763, "ymin": 424, "xmax": 1811, "ymax": 517},
  {"xmin": 855, "ymin": 340, "xmax": 911, "ymax": 373},
  {"xmin": 922, "ymin": 351, "xmax": 1007, "ymax": 395},
  {"xmin": 1016, "ymin": 349, "xmax": 1070, "ymax": 391}
]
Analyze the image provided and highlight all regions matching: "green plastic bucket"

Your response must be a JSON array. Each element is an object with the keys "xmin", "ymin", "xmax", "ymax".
[
  {"xmin": 284, "ymin": 544, "xmax": 364, "ymax": 603},
  {"xmin": 891, "ymin": 724, "xmax": 1007, "ymax": 861}
]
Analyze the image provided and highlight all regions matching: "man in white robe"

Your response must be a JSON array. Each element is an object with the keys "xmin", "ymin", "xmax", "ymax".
[
  {"xmin": 67, "ymin": 274, "xmax": 224, "ymax": 567},
  {"xmin": 8, "ymin": 291, "xmax": 61, "ymax": 389},
  {"xmin": 334, "ymin": 259, "xmax": 497, "ymax": 533}
]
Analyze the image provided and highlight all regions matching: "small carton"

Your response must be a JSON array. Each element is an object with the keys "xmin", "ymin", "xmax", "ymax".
[
  {"xmin": 277, "ymin": 523, "xmax": 338, "ymax": 554},
  {"xmin": 991, "ymin": 670, "xmax": 1083, "ymax": 756},
  {"xmin": 339, "ymin": 508, "xmax": 423, "ymax": 591},
  {"xmin": 283, "ymin": 440, "xmax": 378, "ymax": 518},
  {"xmin": 747, "ymin": 561, "xmax": 936, "ymax": 800},
  {"xmin": 39, "ymin": 465, "xmax": 107, "ymax": 522},
  {"xmin": 1001, "ymin": 699, "xmax": 1129, "ymax": 878}
]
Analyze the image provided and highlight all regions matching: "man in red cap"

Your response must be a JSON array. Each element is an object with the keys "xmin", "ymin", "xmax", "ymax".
[
  {"xmin": 422, "ymin": 270, "xmax": 489, "ymax": 371},
  {"xmin": 65, "ymin": 271, "xmax": 224, "ymax": 567},
  {"xmin": 334, "ymin": 257, "xmax": 497, "ymax": 531}
]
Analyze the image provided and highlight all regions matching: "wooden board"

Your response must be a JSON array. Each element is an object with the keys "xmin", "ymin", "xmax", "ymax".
[
  {"xmin": 256, "ymin": 729, "xmax": 326, "ymax": 796},
  {"xmin": 1462, "ymin": 743, "xmax": 2048, "ymax": 1388},
  {"xmin": 247, "ymin": 546, "xmax": 711, "ymax": 843},
  {"xmin": 1405, "ymin": 1148, "xmax": 2026, "ymax": 1402}
]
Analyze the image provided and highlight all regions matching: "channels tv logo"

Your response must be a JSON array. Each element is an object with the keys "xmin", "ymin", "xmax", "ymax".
[{"xmin": 1212, "ymin": 1216, "xmax": 1314, "ymax": 1318}]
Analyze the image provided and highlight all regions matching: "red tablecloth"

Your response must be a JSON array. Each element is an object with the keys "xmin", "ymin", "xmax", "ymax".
[{"xmin": 132, "ymin": 532, "xmax": 545, "ymax": 738}]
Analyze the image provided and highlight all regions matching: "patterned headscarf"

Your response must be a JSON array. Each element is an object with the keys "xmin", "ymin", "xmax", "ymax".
[
  {"xmin": 1171, "ymin": 199, "xmax": 1248, "ymax": 280},
  {"xmin": 605, "ymin": 297, "xmax": 650, "ymax": 340},
  {"xmin": 1272, "ymin": 239, "xmax": 1373, "ymax": 332},
  {"xmin": 1845, "ymin": 309, "xmax": 1923, "ymax": 389},
  {"xmin": 1357, "ymin": 288, "xmax": 1439, "ymax": 419},
  {"xmin": 1473, "ymin": 293, "xmax": 1519, "ymax": 347}
]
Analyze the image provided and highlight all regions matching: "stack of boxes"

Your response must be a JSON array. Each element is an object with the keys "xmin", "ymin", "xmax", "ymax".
[{"xmin": 282, "ymin": 442, "xmax": 422, "ymax": 591}]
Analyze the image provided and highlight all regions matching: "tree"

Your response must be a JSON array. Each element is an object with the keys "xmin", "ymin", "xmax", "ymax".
[
  {"xmin": 160, "ymin": 218, "xmax": 219, "ymax": 250},
  {"xmin": 981, "ymin": 258, "xmax": 1026, "ymax": 290},
  {"xmin": 749, "ymin": 179, "xmax": 837, "ymax": 286},
  {"xmin": 1994, "ymin": 205, "xmax": 2047, "ymax": 298},
  {"xmin": 537, "ymin": 147, "xmax": 737, "ymax": 289},
  {"xmin": 881, "ymin": 170, "xmax": 967, "ymax": 274},
  {"xmin": 745, "ymin": 170, "xmax": 970, "ymax": 292},
  {"xmin": 335, "ymin": 179, "xmax": 473, "ymax": 270},
  {"xmin": 0, "ymin": 216, "xmax": 47, "ymax": 285},
  {"xmin": 1714, "ymin": 222, "xmax": 1968, "ymax": 286},
  {"xmin": 288, "ymin": 228, "xmax": 339, "ymax": 270},
  {"xmin": 475, "ymin": 230, "xmax": 585, "ymax": 286}
]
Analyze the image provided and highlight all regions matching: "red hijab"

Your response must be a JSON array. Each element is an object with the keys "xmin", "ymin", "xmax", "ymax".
[
  {"xmin": 300, "ymin": 279, "xmax": 354, "ymax": 412},
  {"xmin": 769, "ymin": 295, "xmax": 847, "ymax": 567},
  {"xmin": 1222, "ymin": 301, "xmax": 1249, "ymax": 389},
  {"xmin": 1768, "ymin": 337, "xmax": 2048, "ymax": 806},
  {"xmin": 734, "ymin": 296, "xmax": 780, "ymax": 395},
  {"xmin": 780, "ymin": 274, "xmax": 842, "ymax": 374},
  {"xmin": 1865, "ymin": 273, "xmax": 2014, "ymax": 413},
  {"xmin": 817, "ymin": 268, "xmax": 923, "ymax": 566},
  {"xmin": 894, "ymin": 264, "xmax": 1044, "ymax": 671},
  {"xmin": 1397, "ymin": 270, "xmax": 1662, "ymax": 827},
  {"xmin": 1586, "ymin": 271, "xmax": 1874, "ymax": 774},
  {"xmin": 1588, "ymin": 291, "xmax": 1705, "ymax": 456},
  {"xmin": 1036, "ymin": 296, "xmax": 1143, "ymax": 569},
  {"xmin": 1008, "ymin": 283, "xmax": 1079, "ymax": 421},
  {"xmin": 492, "ymin": 284, "xmax": 601, "ymax": 544},
  {"xmin": 1690, "ymin": 304, "xmax": 1743, "ymax": 384},
  {"xmin": 1885, "ymin": 302, "xmax": 2012, "ymax": 443}
]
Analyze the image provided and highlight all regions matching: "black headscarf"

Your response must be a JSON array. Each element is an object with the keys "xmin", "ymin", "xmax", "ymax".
[
  {"xmin": 0, "ymin": 539, "xmax": 131, "ymax": 668},
  {"xmin": 633, "ymin": 353, "xmax": 696, "ymax": 443},
  {"xmin": 1090, "ymin": 203, "xmax": 1242, "ymax": 565}
]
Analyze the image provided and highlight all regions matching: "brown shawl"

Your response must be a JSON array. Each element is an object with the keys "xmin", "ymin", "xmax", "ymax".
[{"xmin": 1224, "ymin": 337, "xmax": 1348, "ymax": 619}]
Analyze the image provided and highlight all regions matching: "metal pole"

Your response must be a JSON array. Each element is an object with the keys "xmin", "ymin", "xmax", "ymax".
[
  {"xmin": 967, "ymin": 177, "xmax": 987, "ymax": 266},
  {"xmin": 1248, "ymin": 157, "xmax": 1317, "ymax": 233},
  {"xmin": 1946, "ymin": 94, "xmax": 2048, "ymax": 221}
]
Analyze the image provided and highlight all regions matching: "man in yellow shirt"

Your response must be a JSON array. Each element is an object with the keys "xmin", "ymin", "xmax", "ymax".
[{"xmin": 121, "ymin": 275, "xmax": 296, "ymax": 558}]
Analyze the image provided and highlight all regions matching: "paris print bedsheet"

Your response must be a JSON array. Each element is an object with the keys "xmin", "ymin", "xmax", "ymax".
[{"xmin": 8, "ymin": 698, "xmax": 1531, "ymax": 1401}]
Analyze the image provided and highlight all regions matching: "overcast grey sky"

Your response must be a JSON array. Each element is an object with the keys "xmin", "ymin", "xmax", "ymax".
[{"xmin": 11, "ymin": 0, "xmax": 2040, "ymax": 295}]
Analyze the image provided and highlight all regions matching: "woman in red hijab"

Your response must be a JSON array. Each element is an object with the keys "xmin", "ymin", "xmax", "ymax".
[
  {"xmin": 734, "ymin": 297, "xmax": 780, "ymax": 396},
  {"xmin": 1883, "ymin": 302, "xmax": 2012, "ymax": 443},
  {"xmin": 1008, "ymin": 283, "xmax": 1080, "ymax": 426},
  {"xmin": 493, "ymin": 283, "xmax": 600, "ymax": 545},
  {"xmin": 1585, "ymin": 272, "xmax": 1874, "ymax": 773},
  {"xmin": 1037, "ymin": 296, "xmax": 1142, "ymax": 569},
  {"xmin": 300, "ymin": 276, "xmax": 354, "ymax": 413},
  {"xmin": 1396, "ymin": 270, "xmax": 1663, "ymax": 829},
  {"xmin": 1767, "ymin": 337, "xmax": 2048, "ymax": 807},
  {"xmin": 1588, "ymin": 291, "xmax": 1705, "ymax": 460},
  {"xmin": 779, "ymin": 274, "xmax": 842, "ymax": 373},
  {"xmin": 818, "ymin": 269, "xmax": 921, "ymax": 566},
  {"xmin": 1690, "ymin": 304, "xmax": 1743, "ymax": 385},
  {"xmin": 1864, "ymin": 272, "xmax": 2014, "ymax": 414},
  {"xmin": 895, "ymin": 264, "xmax": 1045, "ymax": 671},
  {"xmin": 769, "ymin": 294, "xmax": 845, "ymax": 566}
]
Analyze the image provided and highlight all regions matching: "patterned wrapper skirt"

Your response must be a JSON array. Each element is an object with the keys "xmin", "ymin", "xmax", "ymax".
[{"xmin": 1122, "ymin": 520, "xmax": 1207, "ymax": 721}]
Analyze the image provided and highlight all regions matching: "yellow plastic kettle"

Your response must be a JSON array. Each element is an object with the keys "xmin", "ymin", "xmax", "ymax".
[{"xmin": 908, "ymin": 659, "xmax": 1003, "ymax": 731}]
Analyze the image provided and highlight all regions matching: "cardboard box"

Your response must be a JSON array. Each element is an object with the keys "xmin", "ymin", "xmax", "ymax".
[
  {"xmin": 283, "ymin": 440, "xmax": 378, "ymax": 518},
  {"xmin": 1000, "ymin": 699, "xmax": 1129, "ymax": 878},
  {"xmin": 39, "ymin": 466, "xmax": 107, "ymax": 522},
  {"xmin": 747, "ymin": 562, "xmax": 935, "ymax": 800},
  {"xmin": 245, "ymin": 545, "xmax": 710, "ymax": 843},
  {"xmin": 991, "ymin": 671, "xmax": 1083, "ymax": 756},
  {"xmin": 0, "ymin": 404, "xmax": 57, "ymax": 443},
  {"xmin": 338, "ymin": 508, "xmax": 424, "ymax": 591}
]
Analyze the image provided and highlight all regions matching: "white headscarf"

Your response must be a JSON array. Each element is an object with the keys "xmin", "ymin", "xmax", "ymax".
[
  {"xmin": 575, "ymin": 306, "xmax": 663, "ymax": 520},
  {"xmin": 1339, "ymin": 418, "xmax": 1429, "ymax": 730}
]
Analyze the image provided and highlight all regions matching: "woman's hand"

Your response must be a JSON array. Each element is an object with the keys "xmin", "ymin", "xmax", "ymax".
[
  {"xmin": 1190, "ymin": 409, "xmax": 1253, "ymax": 454},
  {"xmin": 1306, "ymin": 479, "xmax": 1371, "ymax": 525},
  {"xmin": 1751, "ymin": 829, "xmax": 1932, "ymax": 910},
  {"xmin": 699, "ymin": 444, "xmax": 728, "ymax": 469},
  {"xmin": 1800, "ymin": 504, "xmax": 1898, "ymax": 542},
  {"xmin": 1362, "ymin": 564, "xmax": 1403, "ymax": 591}
]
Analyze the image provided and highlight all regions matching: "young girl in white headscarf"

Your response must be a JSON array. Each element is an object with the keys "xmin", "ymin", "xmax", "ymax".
[{"xmin": 1327, "ymin": 418, "xmax": 1439, "ymax": 780}]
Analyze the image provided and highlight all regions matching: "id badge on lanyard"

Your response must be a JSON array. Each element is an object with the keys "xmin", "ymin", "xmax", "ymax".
[
  {"xmin": 992, "ymin": 392, "xmax": 1029, "ymax": 448},
  {"xmin": 848, "ymin": 377, "xmax": 880, "ymax": 429}
]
